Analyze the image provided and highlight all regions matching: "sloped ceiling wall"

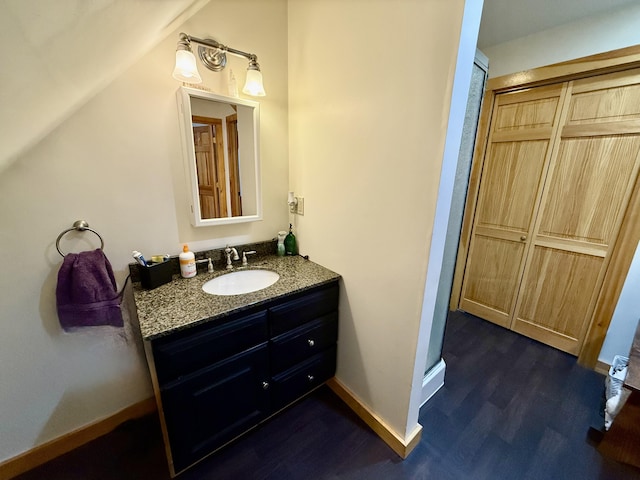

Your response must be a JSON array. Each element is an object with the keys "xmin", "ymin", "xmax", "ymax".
[{"xmin": 0, "ymin": 0, "xmax": 209, "ymax": 174}]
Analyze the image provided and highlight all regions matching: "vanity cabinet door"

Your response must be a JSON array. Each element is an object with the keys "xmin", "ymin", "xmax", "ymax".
[{"xmin": 160, "ymin": 343, "xmax": 270, "ymax": 473}]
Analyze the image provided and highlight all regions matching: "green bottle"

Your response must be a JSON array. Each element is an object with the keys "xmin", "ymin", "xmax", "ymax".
[{"xmin": 284, "ymin": 223, "xmax": 298, "ymax": 256}]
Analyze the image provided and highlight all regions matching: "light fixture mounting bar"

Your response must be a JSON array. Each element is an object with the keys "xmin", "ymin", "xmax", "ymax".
[{"xmin": 183, "ymin": 33, "xmax": 257, "ymax": 62}]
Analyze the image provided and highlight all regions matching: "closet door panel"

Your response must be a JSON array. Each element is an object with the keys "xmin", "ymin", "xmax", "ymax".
[
  {"xmin": 538, "ymin": 136, "xmax": 640, "ymax": 245},
  {"xmin": 513, "ymin": 246, "xmax": 603, "ymax": 354},
  {"xmin": 514, "ymin": 135, "xmax": 640, "ymax": 353},
  {"xmin": 460, "ymin": 85, "xmax": 565, "ymax": 327},
  {"xmin": 568, "ymin": 71, "xmax": 640, "ymax": 125},
  {"xmin": 459, "ymin": 141, "xmax": 548, "ymax": 326},
  {"xmin": 460, "ymin": 235, "xmax": 525, "ymax": 326},
  {"xmin": 493, "ymin": 85, "xmax": 561, "ymax": 132},
  {"xmin": 513, "ymin": 69, "xmax": 640, "ymax": 354},
  {"xmin": 475, "ymin": 141, "xmax": 549, "ymax": 232}
]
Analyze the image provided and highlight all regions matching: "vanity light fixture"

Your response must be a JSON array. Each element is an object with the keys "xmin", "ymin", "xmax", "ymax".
[{"xmin": 172, "ymin": 32, "xmax": 266, "ymax": 97}]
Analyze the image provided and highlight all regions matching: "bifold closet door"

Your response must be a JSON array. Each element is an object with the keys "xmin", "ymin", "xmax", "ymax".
[
  {"xmin": 512, "ymin": 69, "xmax": 640, "ymax": 354},
  {"xmin": 459, "ymin": 85, "xmax": 566, "ymax": 328}
]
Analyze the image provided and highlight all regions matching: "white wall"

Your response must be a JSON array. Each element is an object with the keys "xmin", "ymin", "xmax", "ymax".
[
  {"xmin": 0, "ymin": 0, "xmax": 288, "ymax": 462},
  {"xmin": 288, "ymin": 0, "xmax": 466, "ymax": 440},
  {"xmin": 480, "ymin": 3, "xmax": 640, "ymax": 366},
  {"xmin": 482, "ymin": 3, "xmax": 640, "ymax": 78},
  {"xmin": 599, "ymin": 242, "xmax": 640, "ymax": 365}
]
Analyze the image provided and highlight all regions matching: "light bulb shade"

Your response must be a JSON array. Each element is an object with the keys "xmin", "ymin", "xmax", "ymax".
[
  {"xmin": 173, "ymin": 49, "xmax": 202, "ymax": 83},
  {"xmin": 242, "ymin": 68, "xmax": 266, "ymax": 96}
]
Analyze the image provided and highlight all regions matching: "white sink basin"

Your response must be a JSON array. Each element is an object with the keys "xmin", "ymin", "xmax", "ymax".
[{"xmin": 202, "ymin": 269, "xmax": 280, "ymax": 295}]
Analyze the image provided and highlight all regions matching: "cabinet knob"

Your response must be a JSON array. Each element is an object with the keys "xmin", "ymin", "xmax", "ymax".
[
  {"xmin": 307, "ymin": 374, "xmax": 315, "ymax": 382},
  {"xmin": 307, "ymin": 339, "xmax": 315, "ymax": 347},
  {"xmin": 520, "ymin": 235, "xmax": 527, "ymax": 241},
  {"xmin": 262, "ymin": 381, "xmax": 270, "ymax": 390}
]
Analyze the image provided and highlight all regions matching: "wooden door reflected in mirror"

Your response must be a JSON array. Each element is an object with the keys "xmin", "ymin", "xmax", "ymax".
[{"xmin": 192, "ymin": 114, "xmax": 242, "ymax": 219}]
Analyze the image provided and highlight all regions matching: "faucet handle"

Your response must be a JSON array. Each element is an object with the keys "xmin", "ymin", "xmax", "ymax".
[{"xmin": 242, "ymin": 250, "xmax": 257, "ymax": 266}]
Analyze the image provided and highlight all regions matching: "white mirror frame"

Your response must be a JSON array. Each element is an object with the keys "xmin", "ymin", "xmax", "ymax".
[{"xmin": 176, "ymin": 87, "xmax": 262, "ymax": 227}]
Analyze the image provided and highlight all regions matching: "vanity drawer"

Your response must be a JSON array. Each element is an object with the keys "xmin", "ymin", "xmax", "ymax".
[
  {"xmin": 270, "ymin": 313, "xmax": 338, "ymax": 373},
  {"xmin": 153, "ymin": 310, "xmax": 268, "ymax": 385},
  {"xmin": 270, "ymin": 346, "xmax": 337, "ymax": 410},
  {"xmin": 269, "ymin": 283, "xmax": 339, "ymax": 336}
]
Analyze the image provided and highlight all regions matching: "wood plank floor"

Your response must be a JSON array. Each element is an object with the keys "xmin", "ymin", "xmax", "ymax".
[{"xmin": 14, "ymin": 311, "xmax": 640, "ymax": 479}]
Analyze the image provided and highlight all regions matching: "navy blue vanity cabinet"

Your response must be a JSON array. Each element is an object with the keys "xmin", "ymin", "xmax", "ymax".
[{"xmin": 148, "ymin": 280, "xmax": 339, "ymax": 477}]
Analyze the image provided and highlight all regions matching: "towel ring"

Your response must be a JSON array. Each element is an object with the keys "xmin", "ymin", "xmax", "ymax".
[{"xmin": 56, "ymin": 220, "xmax": 105, "ymax": 257}]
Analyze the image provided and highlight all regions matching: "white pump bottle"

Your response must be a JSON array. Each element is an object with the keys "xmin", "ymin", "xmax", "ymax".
[{"xmin": 179, "ymin": 244, "xmax": 196, "ymax": 278}]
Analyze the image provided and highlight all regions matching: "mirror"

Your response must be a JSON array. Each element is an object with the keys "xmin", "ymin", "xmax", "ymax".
[{"xmin": 176, "ymin": 87, "xmax": 261, "ymax": 227}]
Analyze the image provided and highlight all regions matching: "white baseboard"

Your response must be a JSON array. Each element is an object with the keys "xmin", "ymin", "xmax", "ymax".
[{"xmin": 420, "ymin": 358, "xmax": 446, "ymax": 407}]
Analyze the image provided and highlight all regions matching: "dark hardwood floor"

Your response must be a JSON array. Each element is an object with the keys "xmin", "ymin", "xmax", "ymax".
[{"xmin": 14, "ymin": 311, "xmax": 640, "ymax": 479}]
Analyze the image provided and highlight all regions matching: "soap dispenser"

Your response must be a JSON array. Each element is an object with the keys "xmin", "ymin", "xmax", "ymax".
[
  {"xmin": 179, "ymin": 244, "xmax": 197, "ymax": 278},
  {"xmin": 277, "ymin": 231, "xmax": 286, "ymax": 256},
  {"xmin": 284, "ymin": 224, "xmax": 298, "ymax": 256}
]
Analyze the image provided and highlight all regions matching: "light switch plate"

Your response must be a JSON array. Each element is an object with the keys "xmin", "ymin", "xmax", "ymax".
[{"xmin": 296, "ymin": 197, "xmax": 304, "ymax": 215}]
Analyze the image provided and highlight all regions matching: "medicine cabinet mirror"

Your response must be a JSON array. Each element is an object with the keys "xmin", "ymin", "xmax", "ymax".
[{"xmin": 176, "ymin": 87, "xmax": 261, "ymax": 227}]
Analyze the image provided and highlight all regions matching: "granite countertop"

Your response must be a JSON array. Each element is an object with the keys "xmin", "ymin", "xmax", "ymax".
[{"xmin": 133, "ymin": 255, "xmax": 340, "ymax": 341}]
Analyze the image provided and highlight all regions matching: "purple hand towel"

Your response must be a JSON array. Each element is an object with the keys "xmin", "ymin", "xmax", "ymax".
[{"xmin": 56, "ymin": 249, "xmax": 123, "ymax": 331}]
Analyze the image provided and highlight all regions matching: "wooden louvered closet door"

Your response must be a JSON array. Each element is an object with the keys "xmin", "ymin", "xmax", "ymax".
[
  {"xmin": 459, "ymin": 84, "xmax": 566, "ymax": 329},
  {"xmin": 459, "ymin": 68, "xmax": 640, "ymax": 355}
]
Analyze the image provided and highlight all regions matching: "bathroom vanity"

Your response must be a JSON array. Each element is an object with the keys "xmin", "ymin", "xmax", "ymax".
[{"xmin": 132, "ymin": 255, "xmax": 340, "ymax": 476}]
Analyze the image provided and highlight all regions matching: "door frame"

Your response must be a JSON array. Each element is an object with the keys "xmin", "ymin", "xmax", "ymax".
[{"xmin": 450, "ymin": 44, "xmax": 640, "ymax": 368}]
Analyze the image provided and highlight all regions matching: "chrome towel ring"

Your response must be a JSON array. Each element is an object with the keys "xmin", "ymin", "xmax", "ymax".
[{"xmin": 56, "ymin": 220, "xmax": 105, "ymax": 257}]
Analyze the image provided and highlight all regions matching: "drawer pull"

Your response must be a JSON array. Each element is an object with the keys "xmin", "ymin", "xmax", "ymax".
[
  {"xmin": 307, "ymin": 374, "xmax": 315, "ymax": 382},
  {"xmin": 307, "ymin": 339, "xmax": 315, "ymax": 347},
  {"xmin": 262, "ymin": 381, "xmax": 270, "ymax": 390}
]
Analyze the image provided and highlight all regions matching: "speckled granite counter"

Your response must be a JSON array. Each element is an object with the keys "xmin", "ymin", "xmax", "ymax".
[{"xmin": 133, "ymin": 255, "xmax": 340, "ymax": 340}]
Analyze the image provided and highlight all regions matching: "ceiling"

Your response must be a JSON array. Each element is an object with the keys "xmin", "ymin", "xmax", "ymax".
[{"xmin": 478, "ymin": 0, "xmax": 639, "ymax": 49}]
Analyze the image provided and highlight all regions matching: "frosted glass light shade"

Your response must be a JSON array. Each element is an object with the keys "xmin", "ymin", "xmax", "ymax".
[
  {"xmin": 173, "ymin": 50, "xmax": 202, "ymax": 84},
  {"xmin": 242, "ymin": 69, "xmax": 266, "ymax": 96}
]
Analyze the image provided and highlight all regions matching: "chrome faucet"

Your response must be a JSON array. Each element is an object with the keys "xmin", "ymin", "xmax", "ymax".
[
  {"xmin": 242, "ymin": 250, "xmax": 257, "ymax": 266},
  {"xmin": 225, "ymin": 245, "xmax": 240, "ymax": 270}
]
